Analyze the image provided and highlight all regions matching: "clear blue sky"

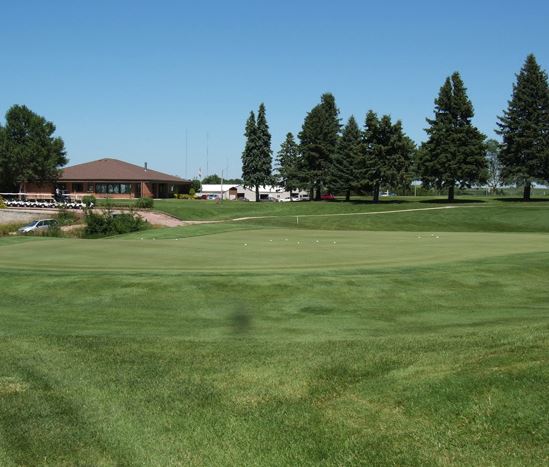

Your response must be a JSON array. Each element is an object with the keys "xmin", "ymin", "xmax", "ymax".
[{"xmin": 1, "ymin": 0, "xmax": 548, "ymax": 180}]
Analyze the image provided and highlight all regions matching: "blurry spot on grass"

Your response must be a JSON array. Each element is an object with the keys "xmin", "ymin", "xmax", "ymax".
[{"xmin": 0, "ymin": 377, "xmax": 29, "ymax": 396}]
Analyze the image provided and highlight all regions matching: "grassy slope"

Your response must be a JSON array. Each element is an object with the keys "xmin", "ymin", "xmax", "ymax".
[{"xmin": 1, "ymin": 203, "xmax": 548, "ymax": 465}]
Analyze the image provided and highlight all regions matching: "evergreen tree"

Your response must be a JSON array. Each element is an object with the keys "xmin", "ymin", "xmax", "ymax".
[
  {"xmin": 241, "ymin": 104, "xmax": 272, "ymax": 202},
  {"xmin": 330, "ymin": 116, "xmax": 362, "ymax": 201},
  {"xmin": 0, "ymin": 105, "xmax": 67, "ymax": 191},
  {"xmin": 418, "ymin": 72, "xmax": 487, "ymax": 201},
  {"xmin": 497, "ymin": 54, "xmax": 549, "ymax": 200},
  {"xmin": 276, "ymin": 132, "xmax": 301, "ymax": 192},
  {"xmin": 298, "ymin": 93, "xmax": 341, "ymax": 200},
  {"xmin": 363, "ymin": 112, "xmax": 415, "ymax": 202}
]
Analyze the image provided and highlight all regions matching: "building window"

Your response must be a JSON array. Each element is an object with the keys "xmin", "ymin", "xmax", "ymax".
[
  {"xmin": 72, "ymin": 183, "xmax": 84, "ymax": 192},
  {"xmin": 94, "ymin": 183, "xmax": 133, "ymax": 194}
]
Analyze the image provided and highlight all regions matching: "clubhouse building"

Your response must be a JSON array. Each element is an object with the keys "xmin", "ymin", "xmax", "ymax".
[{"xmin": 24, "ymin": 158, "xmax": 191, "ymax": 199}]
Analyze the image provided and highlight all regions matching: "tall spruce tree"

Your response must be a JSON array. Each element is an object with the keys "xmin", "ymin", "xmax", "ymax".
[
  {"xmin": 276, "ymin": 132, "xmax": 301, "ymax": 192},
  {"xmin": 363, "ymin": 112, "xmax": 415, "ymax": 202},
  {"xmin": 418, "ymin": 72, "xmax": 487, "ymax": 201},
  {"xmin": 330, "ymin": 116, "xmax": 362, "ymax": 201},
  {"xmin": 497, "ymin": 54, "xmax": 549, "ymax": 200},
  {"xmin": 298, "ymin": 93, "xmax": 341, "ymax": 200},
  {"xmin": 0, "ymin": 105, "xmax": 67, "ymax": 192},
  {"xmin": 241, "ymin": 104, "xmax": 272, "ymax": 202}
]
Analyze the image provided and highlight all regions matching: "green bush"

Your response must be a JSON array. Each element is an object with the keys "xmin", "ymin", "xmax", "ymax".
[
  {"xmin": 0, "ymin": 195, "xmax": 5, "ymax": 209},
  {"xmin": 177, "ymin": 194, "xmax": 195, "ymax": 200},
  {"xmin": 82, "ymin": 195, "xmax": 96, "ymax": 207},
  {"xmin": 35, "ymin": 223, "xmax": 63, "ymax": 237},
  {"xmin": 84, "ymin": 211, "xmax": 148, "ymax": 237},
  {"xmin": 134, "ymin": 197, "xmax": 154, "ymax": 209},
  {"xmin": 0, "ymin": 223, "xmax": 23, "ymax": 236},
  {"xmin": 56, "ymin": 208, "xmax": 79, "ymax": 226}
]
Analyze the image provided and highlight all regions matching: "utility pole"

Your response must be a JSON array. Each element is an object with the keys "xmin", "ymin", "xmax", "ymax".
[
  {"xmin": 220, "ymin": 169, "xmax": 224, "ymax": 201},
  {"xmin": 185, "ymin": 129, "xmax": 188, "ymax": 179},
  {"xmin": 206, "ymin": 132, "xmax": 209, "ymax": 177}
]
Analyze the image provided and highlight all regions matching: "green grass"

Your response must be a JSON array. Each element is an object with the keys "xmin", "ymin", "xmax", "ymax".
[{"xmin": 1, "ymin": 202, "xmax": 548, "ymax": 465}]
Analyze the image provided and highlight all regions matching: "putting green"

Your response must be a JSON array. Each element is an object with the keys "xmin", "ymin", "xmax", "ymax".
[{"xmin": 1, "ymin": 229, "xmax": 548, "ymax": 273}]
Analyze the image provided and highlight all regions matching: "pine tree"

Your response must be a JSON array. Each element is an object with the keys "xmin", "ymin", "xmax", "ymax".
[
  {"xmin": 241, "ymin": 111, "xmax": 259, "ymax": 200},
  {"xmin": 330, "ymin": 116, "xmax": 362, "ymax": 201},
  {"xmin": 418, "ymin": 72, "xmax": 487, "ymax": 201},
  {"xmin": 241, "ymin": 104, "xmax": 272, "ymax": 202},
  {"xmin": 298, "ymin": 93, "xmax": 341, "ymax": 200},
  {"xmin": 363, "ymin": 112, "xmax": 415, "ymax": 202},
  {"xmin": 276, "ymin": 132, "xmax": 301, "ymax": 192},
  {"xmin": 497, "ymin": 54, "xmax": 549, "ymax": 201}
]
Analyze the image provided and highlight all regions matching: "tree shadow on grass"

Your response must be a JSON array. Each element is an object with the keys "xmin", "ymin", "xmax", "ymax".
[
  {"xmin": 496, "ymin": 197, "xmax": 549, "ymax": 203},
  {"xmin": 418, "ymin": 198, "xmax": 487, "ymax": 204},
  {"xmin": 344, "ymin": 199, "xmax": 409, "ymax": 205}
]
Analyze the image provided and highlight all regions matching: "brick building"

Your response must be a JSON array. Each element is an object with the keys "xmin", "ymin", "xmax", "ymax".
[{"xmin": 24, "ymin": 158, "xmax": 191, "ymax": 199}]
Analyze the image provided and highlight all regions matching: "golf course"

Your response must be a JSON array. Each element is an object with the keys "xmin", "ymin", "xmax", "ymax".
[{"xmin": 1, "ymin": 198, "xmax": 548, "ymax": 465}]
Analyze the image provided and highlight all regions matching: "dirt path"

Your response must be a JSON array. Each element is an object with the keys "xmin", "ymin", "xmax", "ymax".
[
  {"xmin": 134, "ymin": 210, "xmax": 222, "ymax": 227},
  {"xmin": 231, "ymin": 204, "xmax": 482, "ymax": 221}
]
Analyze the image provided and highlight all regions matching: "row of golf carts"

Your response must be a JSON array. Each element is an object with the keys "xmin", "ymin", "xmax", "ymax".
[{"xmin": 1, "ymin": 193, "xmax": 92, "ymax": 210}]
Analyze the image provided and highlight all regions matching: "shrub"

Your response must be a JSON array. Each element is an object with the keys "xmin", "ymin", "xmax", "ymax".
[
  {"xmin": 84, "ymin": 210, "xmax": 148, "ymax": 237},
  {"xmin": 0, "ymin": 196, "xmax": 5, "ymax": 209},
  {"xmin": 177, "ymin": 194, "xmax": 195, "ymax": 200},
  {"xmin": 35, "ymin": 223, "xmax": 63, "ymax": 237},
  {"xmin": 56, "ymin": 208, "xmax": 79, "ymax": 226},
  {"xmin": 0, "ymin": 223, "xmax": 23, "ymax": 236},
  {"xmin": 82, "ymin": 195, "xmax": 96, "ymax": 207},
  {"xmin": 134, "ymin": 197, "xmax": 154, "ymax": 209}
]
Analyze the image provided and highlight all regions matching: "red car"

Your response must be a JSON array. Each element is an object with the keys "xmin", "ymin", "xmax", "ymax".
[{"xmin": 320, "ymin": 193, "xmax": 336, "ymax": 200}]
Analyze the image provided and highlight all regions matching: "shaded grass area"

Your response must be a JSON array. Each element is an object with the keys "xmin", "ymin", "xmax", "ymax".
[{"xmin": 0, "ymin": 252, "xmax": 548, "ymax": 464}]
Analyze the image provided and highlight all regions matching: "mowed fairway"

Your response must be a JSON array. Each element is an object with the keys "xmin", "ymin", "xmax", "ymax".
[{"xmin": 1, "ymin": 204, "xmax": 548, "ymax": 465}]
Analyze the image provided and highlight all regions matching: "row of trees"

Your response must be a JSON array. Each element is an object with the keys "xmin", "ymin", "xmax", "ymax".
[
  {"xmin": 0, "ymin": 105, "xmax": 67, "ymax": 192},
  {"xmin": 242, "ymin": 54, "xmax": 549, "ymax": 201}
]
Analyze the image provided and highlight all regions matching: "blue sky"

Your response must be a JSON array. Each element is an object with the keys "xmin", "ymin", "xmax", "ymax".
[{"xmin": 1, "ymin": 0, "xmax": 548, "ymax": 180}]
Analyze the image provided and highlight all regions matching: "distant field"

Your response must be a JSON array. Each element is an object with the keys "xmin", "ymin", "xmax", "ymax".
[{"xmin": 0, "ymin": 201, "xmax": 548, "ymax": 465}]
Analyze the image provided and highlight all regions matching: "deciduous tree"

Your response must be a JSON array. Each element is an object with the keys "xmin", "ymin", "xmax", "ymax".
[
  {"xmin": 0, "ymin": 105, "xmax": 67, "ymax": 192},
  {"xmin": 363, "ymin": 112, "xmax": 415, "ymax": 202}
]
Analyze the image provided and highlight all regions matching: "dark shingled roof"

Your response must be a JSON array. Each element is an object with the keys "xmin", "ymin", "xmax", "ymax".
[{"xmin": 60, "ymin": 158, "xmax": 189, "ymax": 182}]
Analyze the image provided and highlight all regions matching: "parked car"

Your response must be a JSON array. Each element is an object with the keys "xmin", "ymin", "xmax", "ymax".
[
  {"xmin": 380, "ymin": 191, "xmax": 397, "ymax": 197},
  {"xmin": 18, "ymin": 219, "xmax": 58, "ymax": 234},
  {"xmin": 320, "ymin": 193, "xmax": 336, "ymax": 200},
  {"xmin": 280, "ymin": 196, "xmax": 292, "ymax": 202},
  {"xmin": 299, "ymin": 194, "xmax": 310, "ymax": 201}
]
